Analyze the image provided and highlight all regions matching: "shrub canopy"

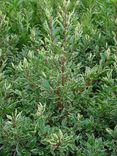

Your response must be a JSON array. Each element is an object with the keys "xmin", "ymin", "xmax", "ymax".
[{"xmin": 0, "ymin": 0, "xmax": 117, "ymax": 155}]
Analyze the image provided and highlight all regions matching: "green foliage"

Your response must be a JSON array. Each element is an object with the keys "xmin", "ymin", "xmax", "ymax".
[{"xmin": 0, "ymin": 0, "xmax": 116, "ymax": 155}]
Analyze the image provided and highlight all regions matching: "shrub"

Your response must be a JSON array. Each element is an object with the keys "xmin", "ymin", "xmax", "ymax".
[{"xmin": 0, "ymin": 0, "xmax": 116, "ymax": 155}]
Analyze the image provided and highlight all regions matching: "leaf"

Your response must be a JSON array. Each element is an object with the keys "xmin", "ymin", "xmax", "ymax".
[
  {"xmin": 42, "ymin": 79, "xmax": 51, "ymax": 90},
  {"xmin": 6, "ymin": 115, "xmax": 12, "ymax": 120},
  {"xmin": 106, "ymin": 128, "xmax": 113, "ymax": 136}
]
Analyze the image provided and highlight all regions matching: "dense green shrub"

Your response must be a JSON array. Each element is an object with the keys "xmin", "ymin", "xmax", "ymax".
[{"xmin": 0, "ymin": 0, "xmax": 117, "ymax": 155}]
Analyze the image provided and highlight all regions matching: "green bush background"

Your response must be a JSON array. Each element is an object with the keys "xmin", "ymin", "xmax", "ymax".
[{"xmin": 0, "ymin": 0, "xmax": 117, "ymax": 155}]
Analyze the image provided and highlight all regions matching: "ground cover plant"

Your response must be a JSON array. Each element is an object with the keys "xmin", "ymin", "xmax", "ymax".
[{"xmin": 0, "ymin": 0, "xmax": 117, "ymax": 155}]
